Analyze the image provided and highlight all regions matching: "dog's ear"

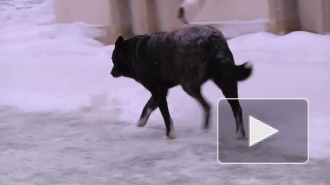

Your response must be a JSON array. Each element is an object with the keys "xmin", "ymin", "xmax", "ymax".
[{"xmin": 115, "ymin": 36, "xmax": 125, "ymax": 48}]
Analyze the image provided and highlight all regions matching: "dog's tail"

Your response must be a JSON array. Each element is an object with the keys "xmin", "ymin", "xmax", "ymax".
[{"xmin": 234, "ymin": 62, "xmax": 253, "ymax": 81}]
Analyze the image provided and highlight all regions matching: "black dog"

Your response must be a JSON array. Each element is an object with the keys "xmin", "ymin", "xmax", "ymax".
[{"xmin": 111, "ymin": 25, "xmax": 252, "ymax": 139}]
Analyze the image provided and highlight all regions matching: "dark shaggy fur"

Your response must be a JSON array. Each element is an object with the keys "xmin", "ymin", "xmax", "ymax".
[{"xmin": 111, "ymin": 25, "xmax": 252, "ymax": 139}]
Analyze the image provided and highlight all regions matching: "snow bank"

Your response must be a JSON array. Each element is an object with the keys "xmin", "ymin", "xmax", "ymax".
[
  {"xmin": 0, "ymin": 20, "xmax": 112, "ymax": 112},
  {"xmin": 229, "ymin": 31, "xmax": 330, "ymax": 63},
  {"xmin": 0, "ymin": 0, "xmax": 54, "ymax": 27},
  {"xmin": 0, "ymin": 0, "xmax": 113, "ymax": 112}
]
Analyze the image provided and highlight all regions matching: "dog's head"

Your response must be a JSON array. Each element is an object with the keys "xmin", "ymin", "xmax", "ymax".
[{"xmin": 111, "ymin": 36, "xmax": 131, "ymax": 78}]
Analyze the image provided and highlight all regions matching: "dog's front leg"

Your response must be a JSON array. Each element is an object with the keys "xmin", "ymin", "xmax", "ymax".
[
  {"xmin": 158, "ymin": 97, "xmax": 176, "ymax": 139},
  {"xmin": 137, "ymin": 96, "xmax": 158, "ymax": 127},
  {"xmin": 152, "ymin": 90, "xmax": 175, "ymax": 139}
]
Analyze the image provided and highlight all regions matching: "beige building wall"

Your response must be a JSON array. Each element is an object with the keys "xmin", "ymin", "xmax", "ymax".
[
  {"xmin": 192, "ymin": 0, "xmax": 270, "ymax": 22},
  {"xmin": 325, "ymin": 0, "xmax": 330, "ymax": 33},
  {"xmin": 54, "ymin": 0, "xmax": 330, "ymax": 44},
  {"xmin": 154, "ymin": 0, "xmax": 184, "ymax": 32},
  {"xmin": 298, "ymin": 0, "xmax": 330, "ymax": 34},
  {"xmin": 54, "ymin": 0, "xmax": 132, "ymax": 44},
  {"xmin": 54, "ymin": 0, "xmax": 272, "ymax": 43},
  {"xmin": 130, "ymin": 0, "xmax": 158, "ymax": 35},
  {"xmin": 54, "ymin": 0, "xmax": 112, "ymax": 25},
  {"xmin": 268, "ymin": 0, "xmax": 300, "ymax": 34},
  {"xmin": 153, "ymin": 0, "xmax": 270, "ymax": 33}
]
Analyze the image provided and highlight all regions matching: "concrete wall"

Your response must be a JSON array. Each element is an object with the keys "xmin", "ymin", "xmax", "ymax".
[
  {"xmin": 54, "ymin": 0, "xmax": 271, "ymax": 43},
  {"xmin": 153, "ymin": 0, "xmax": 270, "ymax": 31},
  {"xmin": 324, "ymin": 0, "xmax": 330, "ymax": 34},
  {"xmin": 53, "ymin": 0, "xmax": 330, "ymax": 45},
  {"xmin": 154, "ymin": 0, "xmax": 184, "ymax": 32},
  {"xmin": 298, "ymin": 0, "xmax": 330, "ymax": 34},
  {"xmin": 54, "ymin": 0, "xmax": 111, "ymax": 25},
  {"xmin": 268, "ymin": 0, "xmax": 300, "ymax": 34},
  {"xmin": 130, "ymin": 0, "xmax": 158, "ymax": 35},
  {"xmin": 54, "ymin": 0, "xmax": 133, "ymax": 44},
  {"xmin": 192, "ymin": 0, "xmax": 270, "ymax": 22}
]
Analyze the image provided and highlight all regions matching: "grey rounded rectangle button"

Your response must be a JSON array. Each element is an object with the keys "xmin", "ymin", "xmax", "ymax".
[{"xmin": 217, "ymin": 98, "xmax": 309, "ymax": 164}]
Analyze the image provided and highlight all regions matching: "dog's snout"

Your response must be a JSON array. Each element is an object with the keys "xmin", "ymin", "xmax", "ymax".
[{"xmin": 111, "ymin": 68, "xmax": 121, "ymax": 78}]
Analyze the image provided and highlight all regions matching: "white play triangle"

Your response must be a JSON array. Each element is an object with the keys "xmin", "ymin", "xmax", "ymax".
[{"xmin": 249, "ymin": 116, "xmax": 279, "ymax": 147}]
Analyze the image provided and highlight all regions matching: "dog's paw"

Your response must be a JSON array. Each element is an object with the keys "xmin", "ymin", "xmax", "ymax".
[
  {"xmin": 136, "ymin": 118, "xmax": 147, "ymax": 127},
  {"xmin": 234, "ymin": 131, "xmax": 247, "ymax": 140},
  {"xmin": 202, "ymin": 124, "xmax": 210, "ymax": 131},
  {"xmin": 166, "ymin": 134, "xmax": 176, "ymax": 140},
  {"xmin": 201, "ymin": 127, "xmax": 210, "ymax": 134},
  {"xmin": 166, "ymin": 128, "xmax": 176, "ymax": 139}
]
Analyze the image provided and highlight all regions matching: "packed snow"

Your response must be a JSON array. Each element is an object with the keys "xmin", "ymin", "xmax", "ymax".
[{"xmin": 1, "ymin": 0, "xmax": 330, "ymax": 184}]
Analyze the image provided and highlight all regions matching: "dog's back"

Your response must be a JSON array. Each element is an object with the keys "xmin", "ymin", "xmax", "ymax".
[{"xmin": 130, "ymin": 25, "xmax": 250, "ymax": 88}]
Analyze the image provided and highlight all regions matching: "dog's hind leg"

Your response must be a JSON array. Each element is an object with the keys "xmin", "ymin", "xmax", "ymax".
[
  {"xmin": 137, "ymin": 96, "xmax": 158, "ymax": 127},
  {"xmin": 181, "ymin": 84, "xmax": 211, "ymax": 129},
  {"xmin": 213, "ymin": 78, "xmax": 246, "ymax": 140}
]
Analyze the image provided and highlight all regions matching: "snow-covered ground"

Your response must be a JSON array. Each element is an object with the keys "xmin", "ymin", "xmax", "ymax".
[{"xmin": 1, "ymin": 0, "xmax": 330, "ymax": 184}]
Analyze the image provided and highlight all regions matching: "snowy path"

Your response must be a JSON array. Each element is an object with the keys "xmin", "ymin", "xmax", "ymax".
[{"xmin": 1, "ymin": 106, "xmax": 330, "ymax": 185}]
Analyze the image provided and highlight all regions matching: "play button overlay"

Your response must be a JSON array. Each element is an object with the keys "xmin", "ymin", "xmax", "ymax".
[
  {"xmin": 217, "ymin": 98, "xmax": 308, "ymax": 164},
  {"xmin": 249, "ymin": 116, "xmax": 279, "ymax": 147}
]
